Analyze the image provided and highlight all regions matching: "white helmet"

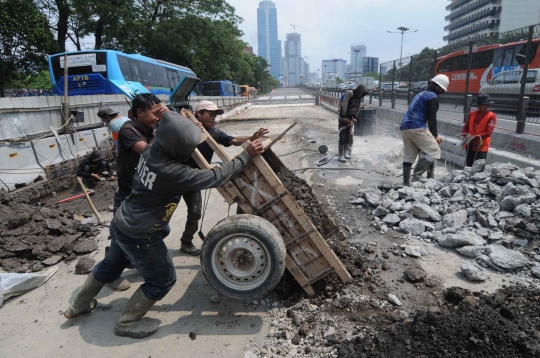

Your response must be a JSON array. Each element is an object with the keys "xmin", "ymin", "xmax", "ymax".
[{"xmin": 430, "ymin": 74, "xmax": 449, "ymax": 92}]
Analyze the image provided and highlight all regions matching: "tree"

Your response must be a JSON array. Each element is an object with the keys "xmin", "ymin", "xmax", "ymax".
[
  {"xmin": 0, "ymin": 0, "xmax": 54, "ymax": 96},
  {"xmin": 336, "ymin": 77, "xmax": 344, "ymax": 84},
  {"xmin": 363, "ymin": 71, "xmax": 380, "ymax": 78}
]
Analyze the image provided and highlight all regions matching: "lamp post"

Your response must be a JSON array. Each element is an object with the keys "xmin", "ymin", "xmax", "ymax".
[
  {"xmin": 323, "ymin": 65, "xmax": 327, "ymax": 83},
  {"xmin": 388, "ymin": 27, "xmax": 418, "ymax": 83},
  {"xmin": 317, "ymin": 69, "xmax": 320, "ymax": 82}
]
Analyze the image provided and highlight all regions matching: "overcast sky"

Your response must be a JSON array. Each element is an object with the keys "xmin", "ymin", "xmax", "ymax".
[{"xmin": 227, "ymin": 0, "xmax": 448, "ymax": 73}]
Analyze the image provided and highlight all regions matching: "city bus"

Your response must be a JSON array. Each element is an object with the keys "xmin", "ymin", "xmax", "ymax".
[
  {"xmin": 48, "ymin": 50, "xmax": 198, "ymax": 98},
  {"xmin": 433, "ymin": 38, "xmax": 540, "ymax": 93},
  {"xmin": 200, "ymin": 80, "xmax": 238, "ymax": 96}
]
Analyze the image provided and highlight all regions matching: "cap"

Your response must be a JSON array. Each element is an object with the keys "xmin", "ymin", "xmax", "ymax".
[
  {"xmin": 97, "ymin": 107, "xmax": 119, "ymax": 119},
  {"xmin": 194, "ymin": 101, "xmax": 225, "ymax": 115}
]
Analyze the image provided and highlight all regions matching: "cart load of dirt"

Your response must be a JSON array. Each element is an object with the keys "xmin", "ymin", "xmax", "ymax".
[
  {"xmin": 263, "ymin": 149, "xmax": 340, "ymax": 238},
  {"xmin": 0, "ymin": 192, "xmax": 107, "ymax": 273}
]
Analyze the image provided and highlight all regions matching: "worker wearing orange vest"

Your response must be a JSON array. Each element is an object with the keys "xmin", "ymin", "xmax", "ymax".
[{"xmin": 461, "ymin": 93, "xmax": 496, "ymax": 167}]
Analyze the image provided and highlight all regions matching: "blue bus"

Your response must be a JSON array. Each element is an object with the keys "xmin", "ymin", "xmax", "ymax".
[
  {"xmin": 200, "ymin": 80, "xmax": 241, "ymax": 97},
  {"xmin": 48, "ymin": 50, "xmax": 198, "ymax": 98}
]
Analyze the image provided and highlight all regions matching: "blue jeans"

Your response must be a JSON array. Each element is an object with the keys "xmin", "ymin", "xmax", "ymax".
[{"xmin": 93, "ymin": 223, "xmax": 176, "ymax": 301}]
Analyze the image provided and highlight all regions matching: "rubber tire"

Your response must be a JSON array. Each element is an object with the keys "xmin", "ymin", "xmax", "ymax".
[{"xmin": 200, "ymin": 214, "xmax": 287, "ymax": 300}]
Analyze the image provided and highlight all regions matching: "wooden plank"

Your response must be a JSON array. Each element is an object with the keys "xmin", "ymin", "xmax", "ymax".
[
  {"xmin": 285, "ymin": 256, "xmax": 315, "ymax": 297},
  {"xmin": 251, "ymin": 155, "xmax": 352, "ymax": 283}
]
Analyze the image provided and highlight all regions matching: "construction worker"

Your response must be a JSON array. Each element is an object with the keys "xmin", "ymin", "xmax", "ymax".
[
  {"xmin": 461, "ymin": 93, "xmax": 496, "ymax": 167},
  {"xmin": 76, "ymin": 148, "xmax": 115, "ymax": 189},
  {"xmin": 64, "ymin": 111, "xmax": 264, "ymax": 339},
  {"xmin": 97, "ymin": 107, "xmax": 130, "ymax": 149},
  {"xmin": 400, "ymin": 74, "xmax": 449, "ymax": 185},
  {"xmin": 179, "ymin": 101, "xmax": 269, "ymax": 256},
  {"xmin": 338, "ymin": 84, "xmax": 369, "ymax": 162}
]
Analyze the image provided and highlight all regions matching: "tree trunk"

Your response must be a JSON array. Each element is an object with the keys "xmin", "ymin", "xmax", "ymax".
[
  {"xmin": 95, "ymin": 17, "xmax": 104, "ymax": 50},
  {"xmin": 55, "ymin": 0, "xmax": 71, "ymax": 53}
]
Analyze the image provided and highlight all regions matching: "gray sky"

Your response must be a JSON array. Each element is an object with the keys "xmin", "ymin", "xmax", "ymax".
[{"xmin": 227, "ymin": 0, "xmax": 448, "ymax": 73}]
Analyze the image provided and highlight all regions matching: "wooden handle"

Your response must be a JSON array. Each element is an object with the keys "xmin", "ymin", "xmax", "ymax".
[{"xmin": 77, "ymin": 177, "xmax": 103, "ymax": 223}]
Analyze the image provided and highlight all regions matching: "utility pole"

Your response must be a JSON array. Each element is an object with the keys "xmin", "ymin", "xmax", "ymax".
[{"xmin": 388, "ymin": 27, "xmax": 418, "ymax": 84}]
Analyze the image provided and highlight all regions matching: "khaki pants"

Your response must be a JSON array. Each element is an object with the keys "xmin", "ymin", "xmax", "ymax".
[{"xmin": 401, "ymin": 128, "xmax": 441, "ymax": 163}]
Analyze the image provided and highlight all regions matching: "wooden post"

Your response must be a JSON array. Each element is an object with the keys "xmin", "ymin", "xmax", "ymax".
[{"xmin": 63, "ymin": 55, "xmax": 69, "ymax": 132}]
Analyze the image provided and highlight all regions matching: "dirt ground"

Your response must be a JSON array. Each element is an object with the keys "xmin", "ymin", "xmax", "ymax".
[{"xmin": 1, "ymin": 92, "xmax": 539, "ymax": 358}]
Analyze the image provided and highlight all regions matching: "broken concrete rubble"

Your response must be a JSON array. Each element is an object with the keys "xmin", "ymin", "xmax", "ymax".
[{"xmin": 353, "ymin": 161, "xmax": 538, "ymax": 280}]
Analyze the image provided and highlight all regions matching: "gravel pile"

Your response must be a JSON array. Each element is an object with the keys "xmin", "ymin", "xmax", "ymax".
[
  {"xmin": 0, "ymin": 199, "xmax": 101, "ymax": 273},
  {"xmin": 353, "ymin": 161, "xmax": 540, "ymax": 280}
]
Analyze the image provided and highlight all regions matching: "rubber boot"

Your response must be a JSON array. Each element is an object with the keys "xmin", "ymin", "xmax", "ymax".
[
  {"xmin": 115, "ymin": 286, "xmax": 159, "ymax": 339},
  {"xmin": 427, "ymin": 162, "xmax": 436, "ymax": 179},
  {"xmin": 338, "ymin": 146, "xmax": 346, "ymax": 162},
  {"xmin": 107, "ymin": 277, "xmax": 131, "ymax": 291},
  {"xmin": 64, "ymin": 274, "xmax": 105, "ymax": 319},
  {"xmin": 344, "ymin": 145, "xmax": 351, "ymax": 159},
  {"xmin": 411, "ymin": 159, "xmax": 432, "ymax": 183},
  {"xmin": 403, "ymin": 166, "xmax": 412, "ymax": 187},
  {"xmin": 180, "ymin": 220, "xmax": 201, "ymax": 256}
]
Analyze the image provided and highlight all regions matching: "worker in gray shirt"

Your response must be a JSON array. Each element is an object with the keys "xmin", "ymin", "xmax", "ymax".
[{"xmin": 64, "ymin": 111, "xmax": 264, "ymax": 339}]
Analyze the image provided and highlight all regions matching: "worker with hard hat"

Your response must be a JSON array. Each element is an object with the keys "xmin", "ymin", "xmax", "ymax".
[
  {"xmin": 399, "ymin": 74, "xmax": 450, "ymax": 185},
  {"xmin": 461, "ymin": 93, "xmax": 496, "ymax": 167}
]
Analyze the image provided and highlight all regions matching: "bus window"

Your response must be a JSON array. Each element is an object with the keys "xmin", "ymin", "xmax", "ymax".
[
  {"xmin": 140, "ymin": 62, "xmax": 157, "ymax": 86},
  {"xmin": 502, "ymin": 48, "xmax": 514, "ymax": 66},
  {"xmin": 167, "ymin": 70, "xmax": 178, "ymax": 89},
  {"xmin": 471, "ymin": 50, "xmax": 493, "ymax": 69},
  {"xmin": 129, "ymin": 61, "xmax": 143, "ymax": 83},
  {"xmin": 153, "ymin": 65, "xmax": 168, "ymax": 88},
  {"xmin": 503, "ymin": 71, "xmax": 520, "ymax": 84},
  {"xmin": 493, "ymin": 48, "xmax": 504, "ymax": 68},
  {"xmin": 491, "ymin": 72, "xmax": 505, "ymax": 84},
  {"xmin": 117, "ymin": 55, "xmax": 132, "ymax": 81}
]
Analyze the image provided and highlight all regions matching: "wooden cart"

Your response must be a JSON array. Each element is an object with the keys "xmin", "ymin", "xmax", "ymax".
[{"xmin": 188, "ymin": 117, "xmax": 351, "ymax": 298}]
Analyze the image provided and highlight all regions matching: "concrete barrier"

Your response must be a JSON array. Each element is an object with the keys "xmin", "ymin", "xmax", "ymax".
[
  {"xmin": 319, "ymin": 94, "xmax": 540, "ymax": 170},
  {"xmin": 0, "ymin": 142, "xmax": 45, "ymax": 191}
]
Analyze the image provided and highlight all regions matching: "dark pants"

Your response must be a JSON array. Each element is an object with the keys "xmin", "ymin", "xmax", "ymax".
[
  {"xmin": 338, "ymin": 122, "xmax": 353, "ymax": 146},
  {"xmin": 113, "ymin": 186, "xmax": 132, "ymax": 214},
  {"xmin": 93, "ymin": 223, "xmax": 176, "ymax": 301},
  {"xmin": 181, "ymin": 191, "xmax": 202, "ymax": 245},
  {"xmin": 465, "ymin": 147, "xmax": 488, "ymax": 167}
]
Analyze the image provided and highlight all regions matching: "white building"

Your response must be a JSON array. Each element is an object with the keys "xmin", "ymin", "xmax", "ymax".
[
  {"xmin": 322, "ymin": 59, "xmax": 347, "ymax": 83},
  {"xmin": 285, "ymin": 33, "xmax": 302, "ymax": 86},
  {"xmin": 444, "ymin": 0, "xmax": 540, "ymax": 45},
  {"xmin": 349, "ymin": 45, "xmax": 367, "ymax": 82}
]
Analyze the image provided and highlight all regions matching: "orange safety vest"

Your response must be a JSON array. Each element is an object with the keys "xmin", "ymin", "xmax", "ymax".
[{"xmin": 464, "ymin": 111, "xmax": 495, "ymax": 152}]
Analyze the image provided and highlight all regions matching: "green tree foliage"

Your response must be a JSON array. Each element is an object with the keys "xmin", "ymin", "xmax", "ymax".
[
  {"xmin": 35, "ymin": 0, "xmax": 279, "ymax": 94},
  {"xmin": 336, "ymin": 77, "xmax": 344, "ymax": 84},
  {"xmin": 0, "ymin": 0, "xmax": 54, "ymax": 96},
  {"xmin": 386, "ymin": 47, "xmax": 435, "ymax": 82},
  {"xmin": 8, "ymin": 71, "xmax": 52, "ymax": 89}
]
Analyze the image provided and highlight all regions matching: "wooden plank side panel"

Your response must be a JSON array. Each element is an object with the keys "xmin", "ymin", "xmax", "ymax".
[
  {"xmin": 251, "ymin": 155, "xmax": 351, "ymax": 283},
  {"xmin": 285, "ymin": 256, "xmax": 315, "ymax": 297}
]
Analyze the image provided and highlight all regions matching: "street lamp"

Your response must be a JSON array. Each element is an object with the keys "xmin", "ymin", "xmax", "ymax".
[
  {"xmin": 388, "ymin": 27, "xmax": 418, "ymax": 83},
  {"xmin": 353, "ymin": 50, "xmax": 360, "ymax": 84},
  {"xmin": 317, "ymin": 69, "xmax": 320, "ymax": 82},
  {"xmin": 323, "ymin": 65, "xmax": 327, "ymax": 83}
]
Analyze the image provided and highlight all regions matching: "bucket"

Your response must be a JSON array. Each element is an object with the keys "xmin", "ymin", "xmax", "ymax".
[{"xmin": 353, "ymin": 109, "xmax": 377, "ymax": 136}]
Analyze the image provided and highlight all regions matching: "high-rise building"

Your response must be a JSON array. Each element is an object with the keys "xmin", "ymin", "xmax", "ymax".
[
  {"xmin": 322, "ymin": 59, "xmax": 347, "ymax": 83},
  {"xmin": 363, "ymin": 57, "xmax": 379, "ymax": 74},
  {"xmin": 444, "ymin": 0, "xmax": 540, "ymax": 45},
  {"xmin": 285, "ymin": 32, "xmax": 302, "ymax": 85},
  {"xmin": 243, "ymin": 46, "xmax": 254, "ymax": 54},
  {"xmin": 257, "ymin": 1, "xmax": 281, "ymax": 78},
  {"xmin": 349, "ymin": 45, "xmax": 367, "ymax": 82}
]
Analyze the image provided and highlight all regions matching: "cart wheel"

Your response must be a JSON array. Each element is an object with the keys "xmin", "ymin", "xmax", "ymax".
[{"xmin": 200, "ymin": 214, "xmax": 287, "ymax": 300}]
